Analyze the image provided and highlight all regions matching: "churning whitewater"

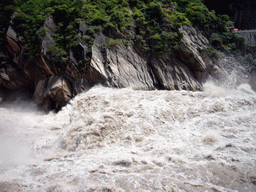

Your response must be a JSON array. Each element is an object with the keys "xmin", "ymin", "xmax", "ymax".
[{"xmin": 0, "ymin": 81, "xmax": 256, "ymax": 191}]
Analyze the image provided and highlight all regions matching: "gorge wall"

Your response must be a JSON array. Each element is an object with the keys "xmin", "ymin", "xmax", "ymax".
[
  {"xmin": 0, "ymin": 0, "xmax": 238, "ymax": 111},
  {"xmin": 0, "ymin": 16, "xmax": 217, "ymax": 110}
]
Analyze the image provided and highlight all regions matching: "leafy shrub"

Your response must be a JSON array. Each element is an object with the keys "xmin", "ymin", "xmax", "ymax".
[
  {"xmin": 210, "ymin": 32, "xmax": 245, "ymax": 52},
  {"xmin": 166, "ymin": 12, "xmax": 191, "ymax": 27},
  {"xmin": 150, "ymin": 31, "xmax": 183, "ymax": 54},
  {"xmin": 103, "ymin": 39, "xmax": 123, "ymax": 48},
  {"xmin": 47, "ymin": 44, "xmax": 68, "ymax": 64},
  {"xmin": 207, "ymin": 47, "xmax": 223, "ymax": 61},
  {"xmin": 3, "ymin": 0, "xmax": 235, "ymax": 71},
  {"xmin": 244, "ymin": 53, "xmax": 253, "ymax": 63},
  {"xmin": 209, "ymin": 33, "xmax": 222, "ymax": 47},
  {"xmin": 36, "ymin": 27, "xmax": 46, "ymax": 41}
]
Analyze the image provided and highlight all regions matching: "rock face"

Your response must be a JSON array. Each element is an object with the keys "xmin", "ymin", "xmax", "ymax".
[
  {"xmin": 41, "ymin": 16, "xmax": 56, "ymax": 56},
  {"xmin": 0, "ymin": 16, "xmax": 217, "ymax": 110},
  {"xmin": 33, "ymin": 76, "xmax": 73, "ymax": 111},
  {"xmin": 88, "ymin": 25, "xmax": 213, "ymax": 91},
  {"xmin": 89, "ymin": 33, "xmax": 156, "ymax": 89},
  {"xmin": 249, "ymin": 71, "xmax": 256, "ymax": 92}
]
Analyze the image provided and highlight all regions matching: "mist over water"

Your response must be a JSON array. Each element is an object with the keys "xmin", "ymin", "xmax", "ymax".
[{"xmin": 0, "ymin": 57, "xmax": 256, "ymax": 191}]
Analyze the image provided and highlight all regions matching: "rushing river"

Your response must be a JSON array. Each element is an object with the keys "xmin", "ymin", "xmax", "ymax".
[{"xmin": 0, "ymin": 66, "xmax": 256, "ymax": 191}]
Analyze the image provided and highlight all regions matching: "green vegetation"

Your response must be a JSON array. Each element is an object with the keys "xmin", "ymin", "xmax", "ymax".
[
  {"xmin": 103, "ymin": 39, "xmax": 123, "ymax": 48},
  {"xmin": 0, "ymin": 0, "xmax": 234, "ymax": 70},
  {"xmin": 208, "ymin": 32, "xmax": 246, "ymax": 60},
  {"xmin": 0, "ymin": 0, "xmax": 14, "ymax": 53},
  {"xmin": 174, "ymin": 0, "xmax": 218, "ymax": 30}
]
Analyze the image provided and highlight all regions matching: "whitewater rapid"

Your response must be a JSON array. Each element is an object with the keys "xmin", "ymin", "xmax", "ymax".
[{"xmin": 0, "ymin": 82, "xmax": 256, "ymax": 191}]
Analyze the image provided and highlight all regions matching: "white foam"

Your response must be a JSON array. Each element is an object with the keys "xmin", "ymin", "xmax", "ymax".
[{"xmin": 0, "ymin": 82, "xmax": 255, "ymax": 191}]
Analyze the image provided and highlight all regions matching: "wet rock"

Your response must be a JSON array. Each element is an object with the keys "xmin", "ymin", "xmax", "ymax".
[
  {"xmin": 0, "ymin": 181, "xmax": 22, "ymax": 192},
  {"xmin": 0, "ymin": 64, "xmax": 28, "ymax": 90},
  {"xmin": 250, "ymin": 176, "xmax": 256, "ymax": 185},
  {"xmin": 86, "ymin": 186, "xmax": 125, "ymax": 192},
  {"xmin": 91, "ymin": 33, "xmax": 151, "ymax": 88},
  {"xmin": 5, "ymin": 35, "xmax": 22, "ymax": 65},
  {"xmin": 34, "ymin": 76, "xmax": 73, "ymax": 111},
  {"xmin": 113, "ymin": 160, "xmax": 132, "ymax": 167},
  {"xmin": 249, "ymin": 71, "xmax": 256, "ymax": 92},
  {"xmin": 149, "ymin": 55, "xmax": 201, "ymax": 90},
  {"xmin": 89, "ymin": 32, "xmax": 203, "ymax": 91},
  {"xmin": 176, "ymin": 26, "xmax": 214, "ymax": 74},
  {"xmin": 72, "ymin": 77, "xmax": 92, "ymax": 95}
]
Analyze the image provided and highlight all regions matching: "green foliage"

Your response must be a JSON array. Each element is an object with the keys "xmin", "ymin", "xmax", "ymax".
[
  {"xmin": 47, "ymin": 44, "xmax": 68, "ymax": 64},
  {"xmin": 233, "ymin": 33, "xmax": 245, "ymax": 45},
  {"xmin": 207, "ymin": 47, "xmax": 223, "ymax": 61},
  {"xmin": 130, "ymin": 1, "xmax": 190, "ymax": 54},
  {"xmin": 36, "ymin": 27, "xmax": 46, "ymax": 40},
  {"xmin": 150, "ymin": 31, "xmax": 182, "ymax": 53},
  {"xmin": 174, "ymin": 0, "xmax": 230, "ymax": 32},
  {"xmin": 103, "ymin": 39, "xmax": 123, "ymax": 48},
  {"xmin": 110, "ymin": 8, "xmax": 132, "ymax": 32},
  {"xmin": 210, "ymin": 32, "xmax": 245, "ymax": 52},
  {"xmin": 135, "ymin": 35, "xmax": 149, "ymax": 51},
  {"xmin": 10, "ymin": 0, "xmax": 52, "ymax": 59},
  {"xmin": 166, "ymin": 11, "xmax": 191, "ymax": 27},
  {"xmin": 2, "ymin": 0, "xmax": 235, "ymax": 71},
  {"xmin": 209, "ymin": 33, "xmax": 222, "ymax": 47},
  {"xmin": 244, "ymin": 53, "xmax": 253, "ymax": 64}
]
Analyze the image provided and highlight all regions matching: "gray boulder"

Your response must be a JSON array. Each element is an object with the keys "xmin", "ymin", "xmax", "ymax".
[
  {"xmin": 34, "ymin": 76, "xmax": 73, "ymax": 111},
  {"xmin": 87, "ymin": 31, "xmax": 206, "ymax": 91},
  {"xmin": 42, "ymin": 16, "xmax": 56, "ymax": 56}
]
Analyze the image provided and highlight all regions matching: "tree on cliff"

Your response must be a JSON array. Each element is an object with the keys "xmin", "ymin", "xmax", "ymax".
[
  {"xmin": 0, "ymin": 0, "xmax": 232, "ymax": 62},
  {"xmin": 0, "ymin": 0, "xmax": 243, "ymax": 110}
]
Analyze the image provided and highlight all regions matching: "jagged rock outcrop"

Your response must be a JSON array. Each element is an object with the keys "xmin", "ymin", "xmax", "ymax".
[
  {"xmin": 33, "ymin": 76, "xmax": 73, "ymax": 111},
  {"xmin": 176, "ymin": 25, "xmax": 215, "ymax": 82},
  {"xmin": 88, "ymin": 26, "xmax": 214, "ymax": 91},
  {"xmin": 177, "ymin": 26, "xmax": 210, "ymax": 72},
  {"xmin": 41, "ymin": 16, "xmax": 56, "ymax": 56},
  {"xmin": 0, "ymin": 15, "xmax": 217, "ymax": 110},
  {"xmin": 89, "ymin": 32, "xmax": 156, "ymax": 89}
]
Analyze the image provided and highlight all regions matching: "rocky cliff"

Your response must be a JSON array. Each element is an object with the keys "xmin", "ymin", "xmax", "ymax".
[{"xmin": 0, "ymin": 14, "xmax": 218, "ymax": 111}]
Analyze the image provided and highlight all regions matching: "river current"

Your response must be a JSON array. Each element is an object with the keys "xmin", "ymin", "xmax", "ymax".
[{"xmin": 0, "ymin": 67, "xmax": 256, "ymax": 191}]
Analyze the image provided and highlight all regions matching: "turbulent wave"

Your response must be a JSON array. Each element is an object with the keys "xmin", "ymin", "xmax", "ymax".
[{"xmin": 0, "ymin": 62, "xmax": 256, "ymax": 191}]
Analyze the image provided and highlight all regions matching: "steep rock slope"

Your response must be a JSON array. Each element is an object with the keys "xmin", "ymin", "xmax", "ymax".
[
  {"xmin": 0, "ymin": 21, "xmax": 216, "ymax": 110},
  {"xmin": 0, "ymin": 1, "xmax": 220, "ymax": 110}
]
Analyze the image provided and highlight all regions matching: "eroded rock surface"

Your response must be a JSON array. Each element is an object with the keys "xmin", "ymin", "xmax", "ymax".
[
  {"xmin": 0, "ymin": 15, "xmax": 218, "ymax": 110},
  {"xmin": 89, "ymin": 26, "xmax": 213, "ymax": 91},
  {"xmin": 34, "ymin": 76, "xmax": 73, "ymax": 111}
]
